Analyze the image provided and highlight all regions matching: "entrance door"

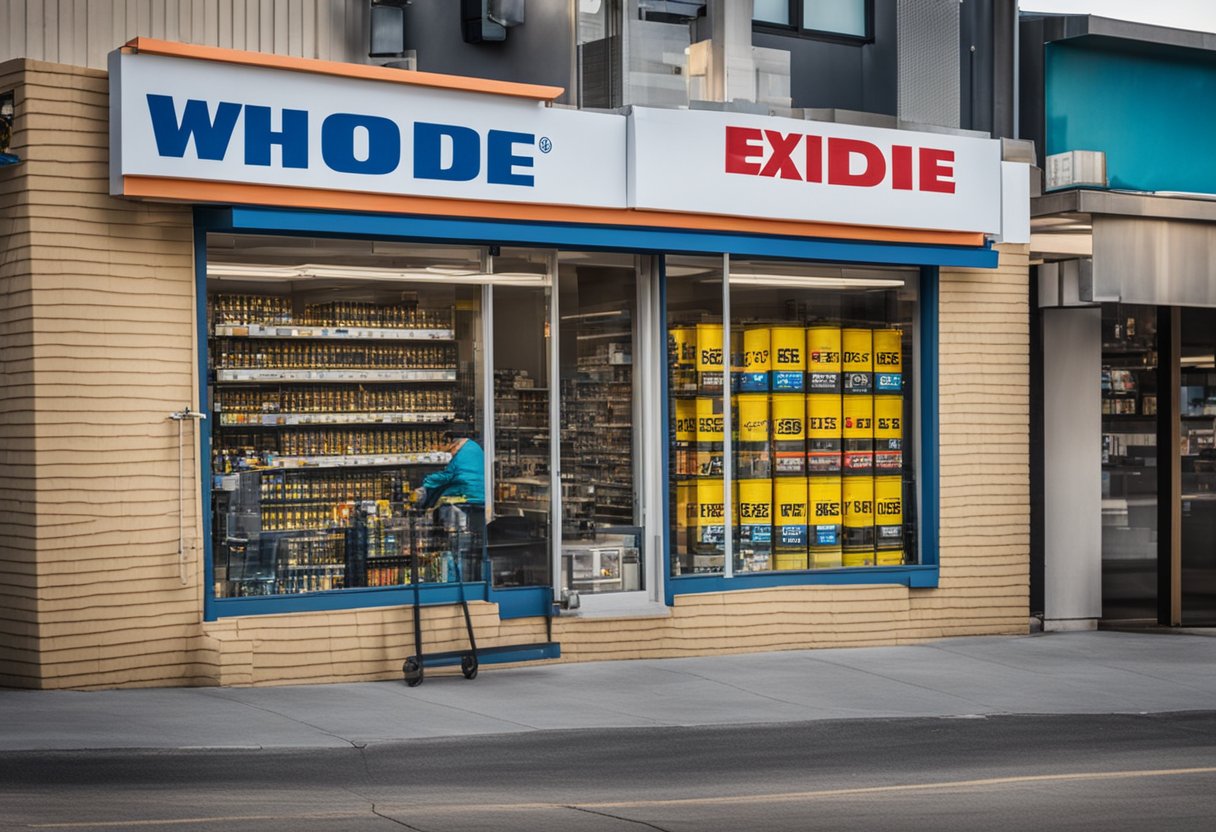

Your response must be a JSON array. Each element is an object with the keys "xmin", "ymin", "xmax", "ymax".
[
  {"xmin": 1179, "ymin": 308, "xmax": 1216, "ymax": 624},
  {"xmin": 556, "ymin": 252, "xmax": 648, "ymax": 603},
  {"xmin": 1100, "ymin": 304, "xmax": 1158, "ymax": 622}
]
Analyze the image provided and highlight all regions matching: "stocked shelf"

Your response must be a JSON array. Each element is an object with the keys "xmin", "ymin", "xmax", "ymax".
[
  {"xmin": 216, "ymin": 368, "xmax": 458, "ymax": 383},
  {"xmin": 263, "ymin": 451, "xmax": 451, "ymax": 470},
  {"xmin": 218, "ymin": 411, "xmax": 456, "ymax": 427},
  {"xmin": 215, "ymin": 323, "xmax": 455, "ymax": 341},
  {"xmin": 210, "ymin": 292, "xmax": 472, "ymax": 601}
]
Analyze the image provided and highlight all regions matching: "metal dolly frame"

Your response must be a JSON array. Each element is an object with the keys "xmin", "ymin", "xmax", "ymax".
[{"xmin": 402, "ymin": 507, "xmax": 559, "ymax": 687}]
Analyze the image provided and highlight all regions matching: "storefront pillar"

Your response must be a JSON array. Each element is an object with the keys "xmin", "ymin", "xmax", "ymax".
[{"xmin": 1042, "ymin": 306, "xmax": 1102, "ymax": 630}]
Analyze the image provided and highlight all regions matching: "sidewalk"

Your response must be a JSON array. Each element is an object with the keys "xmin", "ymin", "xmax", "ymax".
[{"xmin": 4, "ymin": 630, "xmax": 1216, "ymax": 751}]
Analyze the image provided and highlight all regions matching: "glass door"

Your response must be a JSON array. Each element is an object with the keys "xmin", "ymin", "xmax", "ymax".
[
  {"xmin": 487, "ymin": 250, "xmax": 554, "ymax": 591},
  {"xmin": 556, "ymin": 252, "xmax": 646, "ymax": 599},
  {"xmin": 1100, "ymin": 304, "xmax": 1158, "ymax": 622},
  {"xmin": 1179, "ymin": 307, "xmax": 1216, "ymax": 624}
]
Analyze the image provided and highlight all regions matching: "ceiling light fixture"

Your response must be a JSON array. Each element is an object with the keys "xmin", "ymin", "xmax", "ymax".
[{"xmin": 206, "ymin": 263, "xmax": 548, "ymax": 285}]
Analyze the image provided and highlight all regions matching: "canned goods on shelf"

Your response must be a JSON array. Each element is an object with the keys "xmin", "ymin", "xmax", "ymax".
[
  {"xmin": 770, "ymin": 327, "xmax": 806, "ymax": 392},
  {"xmin": 807, "ymin": 326, "xmax": 842, "ymax": 393},
  {"xmin": 771, "ymin": 393, "xmax": 807, "ymax": 476},
  {"xmin": 842, "ymin": 328, "xmax": 873, "ymax": 395},
  {"xmin": 807, "ymin": 393, "xmax": 842, "ymax": 475}
]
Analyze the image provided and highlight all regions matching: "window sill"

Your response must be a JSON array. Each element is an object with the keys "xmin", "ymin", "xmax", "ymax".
[
  {"xmin": 206, "ymin": 581, "xmax": 489, "ymax": 620},
  {"xmin": 666, "ymin": 564, "xmax": 938, "ymax": 602}
]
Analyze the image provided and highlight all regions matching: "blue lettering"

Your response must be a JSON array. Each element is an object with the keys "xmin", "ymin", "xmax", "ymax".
[
  {"xmin": 487, "ymin": 130, "xmax": 535, "ymax": 186},
  {"xmin": 413, "ymin": 122, "xmax": 480, "ymax": 181},
  {"xmin": 321, "ymin": 113, "xmax": 401, "ymax": 175},
  {"xmin": 146, "ymin": 95, "xmax": 240, "ymax": 160},
  {"xmin": 244, "ymin": 105, "xmax": 309, "ymax": 168}
]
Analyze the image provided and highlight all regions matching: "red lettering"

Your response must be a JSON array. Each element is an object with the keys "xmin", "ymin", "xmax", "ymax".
[
  {"xmin": 804, "ymin": 134, "xmax": 823, "ymax": 183},
  {"xmin": 891, "ymin": 145, "xmax": 914, "ymax": 191},
  {"xmin": 827, "ymin": 138, "xmax": 886, "ymax": 187},
  {"xmin": 919, "ymin": 147, "xmax": 955, "ymax": 193},
  {"xmin": 725, "ymin": 126, "xmax": 764, "ymax": 176},
  {"xmin": 760, "ymin": 130, "xmax": 802, "ymax": 180}
]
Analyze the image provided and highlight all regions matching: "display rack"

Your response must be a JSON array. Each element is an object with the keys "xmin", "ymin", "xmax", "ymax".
[
  {"xmin": 209, "ymin": 294, "xmax": 466, "ymax": 599},
  {"xmin": 494, "ymin": 370, "xmax": 551, "ymax": 519}
]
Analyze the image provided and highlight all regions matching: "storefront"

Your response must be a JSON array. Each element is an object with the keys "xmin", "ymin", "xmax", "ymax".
[
  {"xmin": 0, "ymin": 39, "xmax": 1031, "ymax": 688},
  {"xmin": 1025, "ymin": 15, "xmax": 1216, "ymax": 630}
]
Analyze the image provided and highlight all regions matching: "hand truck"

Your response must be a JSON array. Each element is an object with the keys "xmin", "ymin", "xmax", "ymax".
[{"xmin": 402, "ymin": 504, "xmax": 559, "ymax": 687}]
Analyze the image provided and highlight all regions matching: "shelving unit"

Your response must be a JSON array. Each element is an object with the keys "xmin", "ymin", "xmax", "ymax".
[
  {"xmin": 209, "ymin": 294, "xmax": 467, "ymax": 599},
  {"xmin": 493, "ymin": 371, "xmax": 551, "ymax": 520}
]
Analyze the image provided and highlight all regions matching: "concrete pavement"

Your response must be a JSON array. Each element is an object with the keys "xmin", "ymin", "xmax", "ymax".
[{"xmin": 4, "ymin": 630, "xmax": 1216, "ymax": 751}]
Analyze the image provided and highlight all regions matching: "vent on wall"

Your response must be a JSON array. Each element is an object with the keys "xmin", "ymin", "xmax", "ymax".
[{"xmin": 897, "ymin": 0, "xmax": 960, "ymax": 128}]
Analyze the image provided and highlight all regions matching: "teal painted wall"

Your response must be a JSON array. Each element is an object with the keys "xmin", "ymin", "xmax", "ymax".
[{"xmin": 1045, "ymin": 41, "xmax": 1216, "ymax": 193}]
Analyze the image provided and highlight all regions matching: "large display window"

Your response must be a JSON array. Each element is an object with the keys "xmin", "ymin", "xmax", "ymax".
[
  {"xmin": 203, "ymin": 236, "xmax": 654, "ymax": 610},
  {"xmin": 201, "ymin": 230, "xmax": 933, "ymax": 613},
  {"xmin": 668, "ymin": 257, "xmax": 919, "ymax": 577},
  {"xmin": 205, "ymin": 235, "xmax": 547, "ymax": 600}
]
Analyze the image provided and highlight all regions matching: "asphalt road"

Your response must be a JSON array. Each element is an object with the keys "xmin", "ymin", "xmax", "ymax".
[{"xmin": 4, "ymin": 712, "xmax": 1216, "ymax": 831}]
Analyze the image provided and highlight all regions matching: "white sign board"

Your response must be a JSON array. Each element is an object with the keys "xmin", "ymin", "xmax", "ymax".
[
  {"xmin": 110, "ymin": 49, "xmax": 1013, "ymax": 238},
  {"xmin": 109, "ymin": 52, "xmax": 627, "ymax": 208},
  {"xmin": 628, "ymin": 107, "xmax": 1003, "ymax": 234}
]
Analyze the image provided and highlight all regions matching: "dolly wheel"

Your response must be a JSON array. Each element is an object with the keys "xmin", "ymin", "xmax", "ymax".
[
  {"xmin": 461, "ymin": 654, "xmax": 479, "ymax": 680},
  {"xmin": 403, "ymin": 657, "xmax": 424, "ymax": 687}
]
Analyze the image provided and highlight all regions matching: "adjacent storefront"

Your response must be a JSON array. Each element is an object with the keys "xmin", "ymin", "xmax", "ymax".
[
  {"xmin": 1026, "ymin": 17, "xmax": 1216, "ymax": 630},
  {"xmin": 0, "ymin": 38, "xmax": 1031, "ymax": 688}
]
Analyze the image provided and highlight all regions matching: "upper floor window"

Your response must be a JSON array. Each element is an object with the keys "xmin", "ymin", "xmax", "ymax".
[{"xmin": 755, "ymin": 0, "xmax": 871, "ymax": 41}]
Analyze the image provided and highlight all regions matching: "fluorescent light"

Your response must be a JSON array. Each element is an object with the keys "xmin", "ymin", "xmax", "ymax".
[
  {"xmin": 206, "ymin": 263, "xmax": 547, "ymax": 285},
  {"xmin": 560, "ymin": 310, "xmax": 628, "ymax": 321},
  {"xmin": 727, "ymin": 274, "xmax": 906, "ymax": 289}
]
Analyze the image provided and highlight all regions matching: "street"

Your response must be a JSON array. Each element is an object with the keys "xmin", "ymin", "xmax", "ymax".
[{"xmin": 5, "ymin": 712, "xmax": 1216, "ymax": 831}]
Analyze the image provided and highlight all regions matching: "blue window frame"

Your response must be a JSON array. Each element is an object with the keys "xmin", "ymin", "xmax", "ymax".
[
  {"xmin": 660, "ymin": 262, "xmax": 940, "ymax": 604},
  {"xmin": 196, "ymin": 206, "xmax": 974, "ymax": 620}
]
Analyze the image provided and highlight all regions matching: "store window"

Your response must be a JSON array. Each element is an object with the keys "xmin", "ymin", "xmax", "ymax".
[
  {"xmin": 754, "ymin": 0, "xmax": 871, "ymax": 40},
  {"xmin": 558, "ymin": 252, "xmax": 646, "ymax": 595},
  {"xmin": 206, "ymin": 235, "xmax": 546, "ymax": 599},
  {"xmin": 668, "ymin": 256, "xmax": 727, "ymax": 575},
  {"xmin": 490, "ymin": 249, "xmax": 555, "ymax": 590},
  {"xmin": 668, "ymin": 258, "xmax": 918, "ymax": 576}
]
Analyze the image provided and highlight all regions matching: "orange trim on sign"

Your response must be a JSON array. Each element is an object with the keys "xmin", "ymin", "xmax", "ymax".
[
  {"xmin": 121, "ymin": 177, "xmax": 985, "ymax": 247},
  {"xmin": 123, "ymin": 37, "xmax": 565, "ymax": 102}
]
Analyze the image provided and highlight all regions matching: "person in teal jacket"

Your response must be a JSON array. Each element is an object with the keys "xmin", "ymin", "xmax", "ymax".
[
  {"xmin": 414, "ymin": 431, "xmax": 485, "ymax": 509},
  {"xmin": 413, "ymin": 431, "xmax": 486, "ymax": 582}
]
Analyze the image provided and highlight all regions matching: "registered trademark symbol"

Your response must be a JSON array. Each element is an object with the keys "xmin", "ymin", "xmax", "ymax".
[{"xmin": 539, "ymin": 137, "xmax": 553, "ymax": 154}]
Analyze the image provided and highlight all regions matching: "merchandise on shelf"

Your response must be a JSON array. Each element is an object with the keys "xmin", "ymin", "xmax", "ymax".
[
  {"xmin": 209, "ymin": 292, "xmax": 467, "ymax": 599},
  {"xmin": 669, "ymin": 322, "xmax": 908, "ymax": 574}
]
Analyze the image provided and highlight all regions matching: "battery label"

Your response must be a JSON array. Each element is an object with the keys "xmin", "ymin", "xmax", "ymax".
[
  {"xmin": 808, "ymin": 371, "xmax": 841, "ymax": 392},
  {"xmin": 876, "ymin": 373, "xmax": 902, "ymax": 392},
  {"xmin": 776, "ymin": 527, "xmax": 805, "ymax": 547},
  {"xmin": 844, "ymin": 372, "xmax": 872, "ymax": 394},
  {"xmin": 739, "ymin": 372, "xmax": 769, "ymax": 392}
]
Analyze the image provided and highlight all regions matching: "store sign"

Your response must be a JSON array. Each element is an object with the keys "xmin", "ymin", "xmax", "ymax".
[
  {"xmin": 109, "ymin": 52, "xmax": 627, "ymax": 207},
  {"xmin": 628, "ymin": 107, "xmax": 1003, "ymax": 234},
  {"xmin": 111, "ymin": 47, "xmax": 1011, "ymax": 237}
]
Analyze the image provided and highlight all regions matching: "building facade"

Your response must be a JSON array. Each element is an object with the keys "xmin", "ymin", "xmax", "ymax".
[
  {"xmin": 1023, "ymin": 13, "xmax": 1216, "ymax": 631},
  {"xmin": 0, "ymin": 1, "xmax": 1032, "ymax": 689}
]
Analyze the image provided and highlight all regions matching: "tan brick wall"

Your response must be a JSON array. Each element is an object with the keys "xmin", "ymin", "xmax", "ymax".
[
  {"xmin": 0, "ymin": 61, "xmax": 41, "ymax": 688},
  {"xmin": 0, "ymin": 59, "xmax": 207, "ymax": 689},
  {"xmin": 0, "ymin": 57, "xmax": 1029, "ymax": 689}
]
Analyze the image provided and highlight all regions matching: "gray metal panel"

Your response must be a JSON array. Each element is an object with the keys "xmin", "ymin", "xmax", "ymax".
[
  {"xmin": 751, "ymin": 1, "xmax": 898, "ymax": 115},
  {"xmin": 403, "ymin": 0, "xmax": 573, "ymax": 103},
  {"xmin": 1042, "ymin": 305, "xmax": 1103, "ymax": 625},
  {"xmin": 1093, "ymin": 217, "xmax": 1216, "ymax": 308},
  {"xmin": 897, "ymin": 0, "xmax": 959, "ymax": 128}
]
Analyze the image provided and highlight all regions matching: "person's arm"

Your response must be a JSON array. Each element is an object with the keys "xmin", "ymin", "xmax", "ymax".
[{"xmin": 421, "ymin": 465, "xmax": 457, "ymax": 495}]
